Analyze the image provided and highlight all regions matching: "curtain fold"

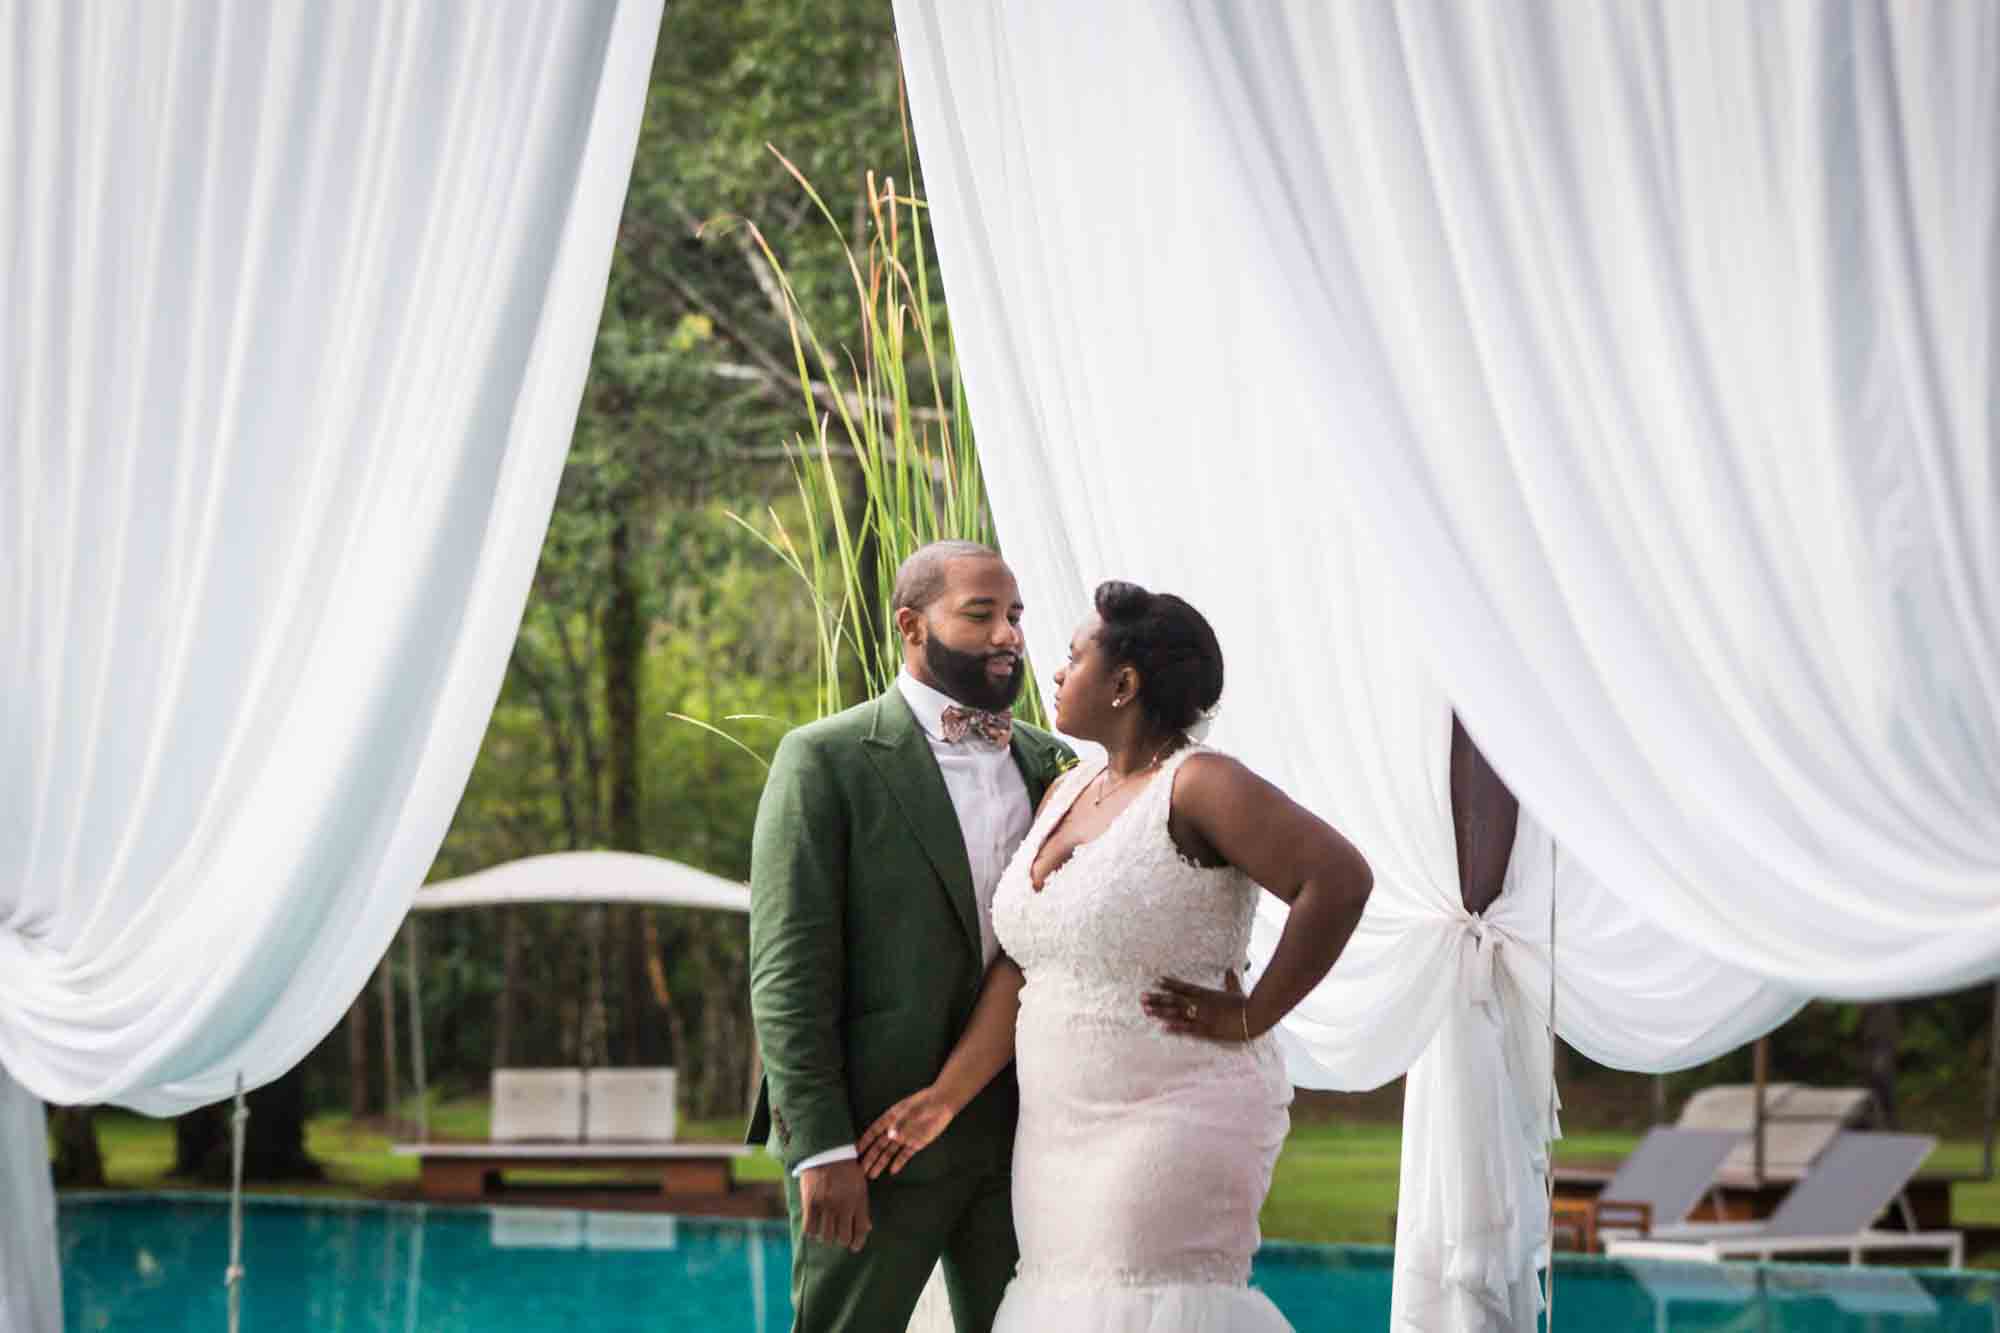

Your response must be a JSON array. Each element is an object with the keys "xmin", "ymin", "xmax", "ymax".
[
  {"xmin": 894, "ymin": 2, "xmax": 1990, "ymax": 1327},
  {"xmin": 0, "ymin": 4, "xmax": 663, "ymax": 1325}
]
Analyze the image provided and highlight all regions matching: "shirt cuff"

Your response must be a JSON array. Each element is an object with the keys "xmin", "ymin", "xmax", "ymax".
[{"xmin": 791, "ymin": 1144, "xmax": 858, "ymax": 1177}]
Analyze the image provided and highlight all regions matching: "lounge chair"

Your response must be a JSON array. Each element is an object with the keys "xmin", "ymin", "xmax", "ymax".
[
  {"xmin": 1605, "ymin": 1132, "xmax": 1963, "ymax": 1267},
  {"xmin": 1677, "ymin": 1082, "xmax": 1799, "ymax": 1132},
  {"xmin": 1677, "ymin": 1083, "xmax": 1876, "ymax": 1184},
  {"xmin": 1550, "ymin": 1128, "xmax": 1743, "ymax": 1252}
]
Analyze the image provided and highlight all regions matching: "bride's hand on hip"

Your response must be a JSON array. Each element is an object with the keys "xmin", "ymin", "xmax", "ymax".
[
  {"xmin": 1141, "ymin": 972, "xmax": 1255, "ymax": 1042},
  {"xmin": 857, "ymin": 1087, "xmax": 955, "ymax": 1178}
]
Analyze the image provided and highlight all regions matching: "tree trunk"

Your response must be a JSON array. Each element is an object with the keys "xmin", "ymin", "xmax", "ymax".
[
  {"xmin": 854, "ymin": 515, "xmax": 884, "ymax": 688},
  {"xmin": 239, "ymin": 1061, "xmax": 322, "ymax": 1181},
  {"xmin": 174, "ymin": 1102, "xmax": 227, "ymax": 1179},
  {"xmin": 581, "ymin": 904, "xmax": 610, "ymax": 1071},
  {"xmin": 716, "ymin": 958, "xmax": 753, "ymax": 1119},
  {"xmin": 624, "ymin": 906, "xmax": 646, "ymax": 1066},
  {"xmin": 48, "ymin": 1106, "xmax": 105, "ymax": 1187},
  {"xmin": 1860, "ymin": 1002, "xmax": 1900, "ymax": 1127},
  {"xmin": 643, "ymin": 907, "xmax": 687, "ymax": 1079},
  {"xmin": 589, "ymin": 509, "xmax": 644, "ymax": 1073},
  {"xmin": 663, "ymin": 971, "xmax": 691, "ymax": 1098},
  {"xmin": 604, "ymin": 512, "xmax": 643, "ymax": 856},
  {"xmin": 699, "ymin": 965, "xmax": 728, "ymax": 1118},
  {"xmin": 346, "ymin": 989, "xmax": 370, "ymax": 1119},
  {"xmin": 684, "ymin": 916, "xmax": 752, "ymax": 1120},
  {"xmin": 378, "ymin": 955, "xmax": 400, "ymax": 1130},
  {"xmin": 174, "ymin": 1064, "xmax": 322, "ymax": 1184},
  {"xmin": 846, "ymin": 464, "xmax": 884, "ymax": 702},
  {"xmin": 494, "ymin": 905, "xmax": 521, "ymax": 1070}
]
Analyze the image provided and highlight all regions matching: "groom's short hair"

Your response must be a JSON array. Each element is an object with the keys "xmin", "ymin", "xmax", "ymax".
[{"xmin": 892, "ymin": 540, "xmax": 1003, "ymax": 614}]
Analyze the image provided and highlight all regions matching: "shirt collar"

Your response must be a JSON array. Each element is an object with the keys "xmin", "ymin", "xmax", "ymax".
[{"xmin": 897, "ymin": 668, "xmax": 975, "ymax": 742}]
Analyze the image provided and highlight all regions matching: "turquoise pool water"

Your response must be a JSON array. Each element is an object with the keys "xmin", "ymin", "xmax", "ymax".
[{"xmin": 58, "ymin": 1195, "xmax": 1997, "ymax": 1331}]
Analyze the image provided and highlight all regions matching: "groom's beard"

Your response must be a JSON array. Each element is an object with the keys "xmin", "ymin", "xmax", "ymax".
[{"xmin": 923, "ymin": 632, "xmax": 1024, "ymax": 714}]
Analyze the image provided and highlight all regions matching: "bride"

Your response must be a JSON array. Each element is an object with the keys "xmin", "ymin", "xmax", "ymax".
[{"xmin": 857, "ymin": 581, "xmax": 1374, "ymax": 1331}]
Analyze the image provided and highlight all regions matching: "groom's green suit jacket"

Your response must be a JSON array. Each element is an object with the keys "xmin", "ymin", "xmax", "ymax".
[{"xmin": 747, "ymin": 685, "xmax": 1073, "ymax": 1185}]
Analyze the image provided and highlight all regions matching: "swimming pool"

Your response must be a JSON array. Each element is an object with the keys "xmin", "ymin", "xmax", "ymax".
[{"xmin": 58, "ymin": 1195, "xmax": 1997, "ymax": 1331}]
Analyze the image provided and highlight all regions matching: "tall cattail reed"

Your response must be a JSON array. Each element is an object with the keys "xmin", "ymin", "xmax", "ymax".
[{"xmin": 721, "ymin": 140, "xmax": 1047, "ymax": 732}]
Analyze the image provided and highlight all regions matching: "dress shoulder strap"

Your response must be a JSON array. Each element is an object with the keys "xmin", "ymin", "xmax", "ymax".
[
  {"xmin": 1149, "ymin": 741, "xmax": 1209, "ymax": 819},
  {"xmin": 1150, "ymin": 743, "xmax": 1242, "ymax": 877},
  {"xmin": 1161, "ymin": 740, "xmax": 1207, "ymax": 779}
]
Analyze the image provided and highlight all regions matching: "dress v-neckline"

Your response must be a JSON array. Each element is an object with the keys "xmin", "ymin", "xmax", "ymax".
[{"xmin": 1027, "ymin": 758, "xmax": 1172, "ymax": 893}]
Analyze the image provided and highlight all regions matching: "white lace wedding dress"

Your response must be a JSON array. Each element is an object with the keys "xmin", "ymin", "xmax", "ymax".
[{"xmin": 977, "ymin": 744, "xmax": 1295, "ymax": 1332}]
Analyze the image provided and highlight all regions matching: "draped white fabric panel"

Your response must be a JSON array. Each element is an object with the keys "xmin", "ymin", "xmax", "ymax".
[
  {"xmin": 0, "ymin": 1066, "xmax": 60, "ymax": 1333},
  {"xmin": 0, "ymin": 4, "xmax": 660, "ymax": 1326},
  {"xmin": 1180, "ymin": 1, "xmax": 2000, "ymax": 999},
  {"xmin": 892, "ymin": 1, "xmax": 1996, "ymax": 1327}
]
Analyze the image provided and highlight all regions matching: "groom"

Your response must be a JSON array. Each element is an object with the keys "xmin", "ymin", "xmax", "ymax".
[{"xmin": 748, "ymin": 541, "xmax": 1073, "ymax": 1332}]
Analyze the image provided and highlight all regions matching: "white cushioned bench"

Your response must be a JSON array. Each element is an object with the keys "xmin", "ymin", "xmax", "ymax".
[{"xmin": 393, "ymin": 1067, "xmax": 758, "ymax": 1207}]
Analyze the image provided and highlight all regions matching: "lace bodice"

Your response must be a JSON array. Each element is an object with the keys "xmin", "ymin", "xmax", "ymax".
[{"xmin": 992, "ymin": 745, "xmax": 1256, "ymax": 1020}]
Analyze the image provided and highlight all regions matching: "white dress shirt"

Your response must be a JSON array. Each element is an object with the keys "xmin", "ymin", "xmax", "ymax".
[{"xmin": 793, "ymin": 669, "xmax": 1036, "ymax": 1176}]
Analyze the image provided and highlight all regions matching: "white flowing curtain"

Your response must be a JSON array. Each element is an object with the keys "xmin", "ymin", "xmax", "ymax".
[
  {"xmin": 896, "ymin": 1, "xmax": 1993, "ymax": 1328},
  {"xmin": 0, "ymin": 4, "xmax": 662, "ymax": 1329},
  {"xmin": 1178, "ymin": 1, "xmax": 2000, "ymax": 999}
]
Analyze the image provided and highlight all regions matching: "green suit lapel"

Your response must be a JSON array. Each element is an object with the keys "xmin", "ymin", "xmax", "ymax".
[{"xmin": 861, "ymin": 687, "xmax": 982, "ymax": 960}]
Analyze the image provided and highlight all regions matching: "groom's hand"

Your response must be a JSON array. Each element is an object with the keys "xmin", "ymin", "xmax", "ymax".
[{"xmin": 799, "ymin": 1159, "xmax": 871, "ymax": 1252}]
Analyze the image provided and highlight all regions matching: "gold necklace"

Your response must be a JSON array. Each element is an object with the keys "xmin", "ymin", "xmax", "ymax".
[{"xmin": 1089, "ymin": 736, "xmax": 1184, "ymax": 806}]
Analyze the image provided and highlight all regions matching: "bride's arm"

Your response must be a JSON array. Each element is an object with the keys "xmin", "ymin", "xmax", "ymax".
[
  {"xmin": 857, "ymin": 770, "xmax": 1077, "ymax": 1177},
  {"xmin": 1142, "ymin": 753, "xmax": 1373, "ymax": 1041},
  {"xmin": 931, "ymin": 954, "xmax": 1028, "ymax": 1111},
  {"xmin": 856, "ymin": 954, "xmax": 1026, "ymax": 1178}
]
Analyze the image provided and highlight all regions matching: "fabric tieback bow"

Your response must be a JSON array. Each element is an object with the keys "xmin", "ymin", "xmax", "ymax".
[
  {"xmin": 1462, "ymin": 915, "xmax": 1504, "ymax": 1010},
  {"xmin": 939, "ymin": 704, "xmax": 1013, "ymax": 749}
]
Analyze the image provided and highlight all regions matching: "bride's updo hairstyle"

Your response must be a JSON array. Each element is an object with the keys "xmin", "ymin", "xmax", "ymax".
[{"xmin": 1092, "ymin": 581, "xmax": 1224, "ymax": 734}]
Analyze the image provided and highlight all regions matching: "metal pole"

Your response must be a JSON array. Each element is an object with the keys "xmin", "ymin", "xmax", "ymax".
[
  {"xmin": 1652, "ymin": 1074, "xmax": 1667, "ymax": 1127},
  {"xmin": 1983, "ymin": 981, "xmax": 1998, "ymax": 1180},
  {"xmin": 1753, "ymin": 1038, "xmax": 1769, "ymax": 1187},
  {"xmin": 1542, "ymin": 844, "xmax": 1558, "ymax": 1320},
  {"xmin": 407, "ymin": 919, "xmax": 429, "ymax": 1144}
]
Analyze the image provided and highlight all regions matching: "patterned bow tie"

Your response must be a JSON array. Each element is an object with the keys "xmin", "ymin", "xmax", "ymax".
[{"xmin": 939, "ymin": 704, "xmax": 1013, "ymax": 749}]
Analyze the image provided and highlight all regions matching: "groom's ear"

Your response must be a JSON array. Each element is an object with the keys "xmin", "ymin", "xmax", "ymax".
[{"xmin": 894, "ymin": 605, "xmax": 927, "ymax": 646}]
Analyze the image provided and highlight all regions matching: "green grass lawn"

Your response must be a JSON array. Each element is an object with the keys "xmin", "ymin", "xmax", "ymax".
[
  {"xmin": 66, "ymin": 1102, "xmax": 2000, "ymax": 1250},
  {"xmin": 1261, "ymin": 1120, "xmax": 1402, "ymax": 1244}
]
